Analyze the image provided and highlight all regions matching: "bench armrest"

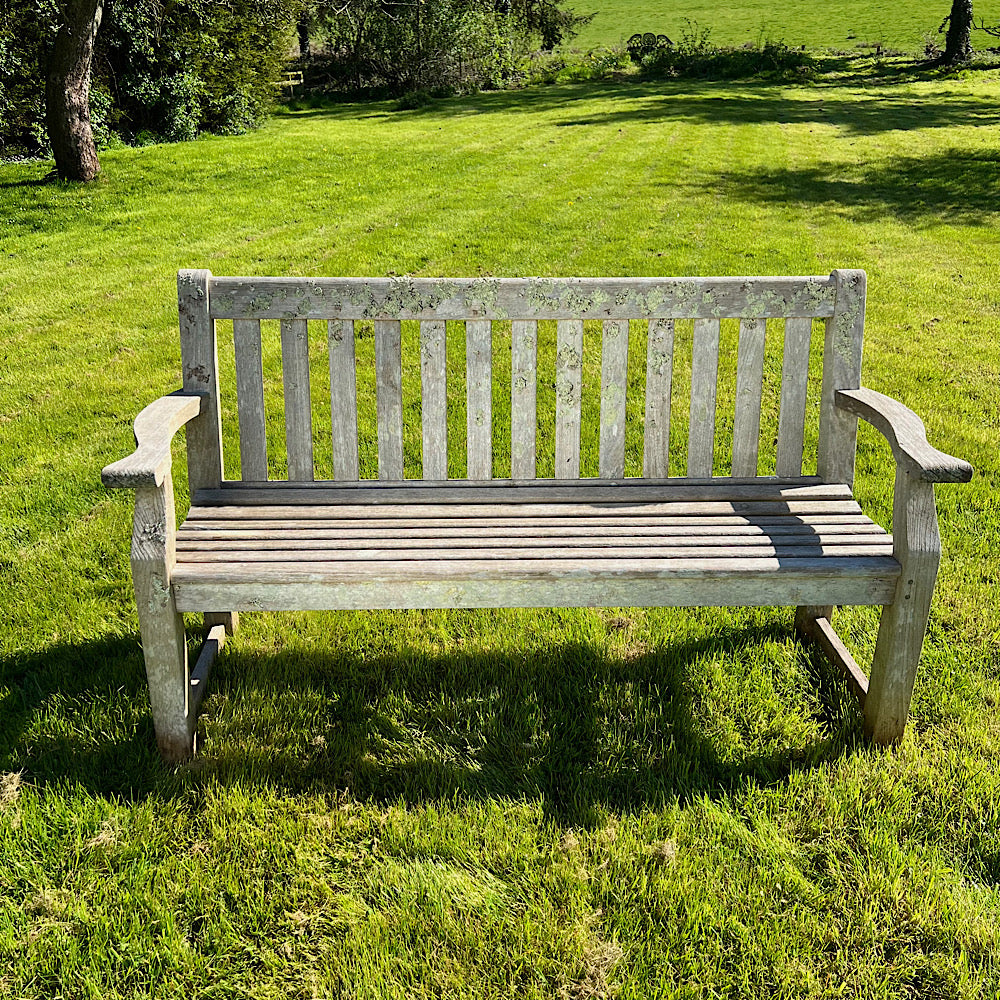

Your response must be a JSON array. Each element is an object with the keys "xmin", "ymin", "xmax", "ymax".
[
  {"xmin": 101, "ymin": 391, "xmax": 206, "ymax": 489},
  {"xmin": 835, "ymin": 388, "xmax": 973, "ymax": 484}
]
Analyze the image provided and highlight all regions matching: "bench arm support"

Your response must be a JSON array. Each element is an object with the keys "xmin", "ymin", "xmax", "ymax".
[
  {"xmin": 835, "ymin": 388, "xmax": 973, "ymax": 484},
  {"xmin": 835, "ymin": 388, "xmax": 971, "ymax": 742},
  {"xmin": 101, "ymin": 391, "xmax": 206, "ymax": 490}
]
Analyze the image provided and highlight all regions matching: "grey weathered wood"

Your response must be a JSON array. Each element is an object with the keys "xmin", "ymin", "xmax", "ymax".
[
  {"xmin": 511, "ymin": 320, "xmax": 537, "ymax": 479},
  {"xmin": 731, "ymin": 318, "xmax": 767, "ymax": 478},
  {"xmin": 328, "ymin": 320, "xmax": 360, "ymax": 481},
  {"xmin": 281, "ymin": 319, "xmax": 314, "ymax": 481},
  {"xmin": 107, "ymin": 268, "xmax": 975, "ymax": 761},
  {"xmin": 775, "ymin": 317, "xmax": 813, "ymax": 478},
  {"xmin": 555, "ymin": 319, "xmax": 583, "ymax": 479},
  {"xmin": 173, "ymin": 565, "xmax": 899, "ymax": 615},
  {"xmin": 643, "ymin": 319, "xmax": 674, "ymax": 478},
  {"xmin": 131, "ymin": 473, "xmax": 193, "ymax": 762},
  {"xmin": 374, "ymin": 319, "xmax": 404, "ymax": 480},
  {"xmin": 688, "ymin": 319, "xmax": 720, "ymax": 477},
  {"xmin": 817, "ymin": 269, "xmax": 865, "ymax": 487},
  {"xmin": 190, "ymin": 623, "xmax": 226, "ymax": 715},
  {"xmin": 179, "ymin": 269, "xmax": 223, "ymax": 493},
  {"xmin": 203, "ymin": 611, "xmax": 239, "ymax": 635},
  {"xmin": 836, "ymin": 388, "xmax": 973, "ymax": 483},
  {"xmin": 466, "ymin": 319, "xmax": 492, "ymax": 480},
  {"xmin": 864, "ymin": 472, "xmax": 941, "ymax": 743},
  {"xmin": 599, "ymin": 320, "xmax": 629, "ymax": 479},
  {"xmin": 102, "ymin": 392, "xmax": 204, "ymax": 489},
  {"xmin": 795, "ymin": 611, "xmax": 869, "ymax": 704},
  {"xmin": 420, "ymin": 320, "xmax": 448, "ymax": 481},
  {"xmin": 192, "ymin": 479, "xmax": 856, "ymax": 505},
  {"xmin": 233, "ymin": 319, "xmax": 268, "ymax": 481},
  {"xmin": 208, "ymin": 275, "xmax": 838, "ymax": 321}
]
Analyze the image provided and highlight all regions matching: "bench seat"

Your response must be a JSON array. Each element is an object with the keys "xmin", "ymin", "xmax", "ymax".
[{"xmin": 171, "ymin": 479, "xmax": 899, "ymax": 612}]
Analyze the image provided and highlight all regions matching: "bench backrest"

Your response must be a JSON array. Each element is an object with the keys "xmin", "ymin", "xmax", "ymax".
[{"xmin": 177, "ymin": 269, "xmax": 866, "ymax": 492}]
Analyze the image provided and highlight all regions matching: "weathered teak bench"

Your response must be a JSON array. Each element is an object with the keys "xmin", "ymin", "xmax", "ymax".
[{"xmin": 102, "ymin": 269, "xmax": 972, "ymax": 761}]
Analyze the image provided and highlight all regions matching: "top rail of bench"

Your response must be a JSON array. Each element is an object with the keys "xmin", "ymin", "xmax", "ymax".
[{"xmin": 201, "ymin": 275, "xmax": 839, "ymax": 321}]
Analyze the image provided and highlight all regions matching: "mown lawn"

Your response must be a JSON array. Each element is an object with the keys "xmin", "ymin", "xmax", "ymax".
[
  {"xmin": 2, "ymin": 65, "xmax": 999, "ymax": 998},
  {"xmin": 567, "ymin": 0, "xmax": 1000, "ymax": 52}
]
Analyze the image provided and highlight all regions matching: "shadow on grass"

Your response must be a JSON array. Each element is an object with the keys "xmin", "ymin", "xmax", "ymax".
[
  {"xmin": 275, "ymin": 76, "xmax": 998, "ymax": 137},
  {"xmin": 713, "ymin": 149, "xmax": 1000, "ymax": 226},
  {"xmin": 2, "ymin": 618, "xmax": 864, "ymax": 824}
]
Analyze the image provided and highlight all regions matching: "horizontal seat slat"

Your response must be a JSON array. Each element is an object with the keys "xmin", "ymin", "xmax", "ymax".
[
  {"xmin": 179, "ymin": 512, "xmax": 875, "ymax": 531},
  {"xmin": 179, "ymin": 522, "xmax": 887, "ymax": 542},
  {"xmin": 178, "ymin": 543, "xmax": 894, "ymax": 563}
]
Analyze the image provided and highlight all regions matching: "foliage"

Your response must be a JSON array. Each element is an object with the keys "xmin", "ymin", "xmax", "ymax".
[
  {"xmin": 0, "ymin": 0, "xmax": 303, "ymax": 158},
  {"xmin": 640, "ymin": 19, "xmax": 815, "ymax": 80},
  {"xmin": 299, "ymin": 0, "xmax": 590, "ymax": 96}
]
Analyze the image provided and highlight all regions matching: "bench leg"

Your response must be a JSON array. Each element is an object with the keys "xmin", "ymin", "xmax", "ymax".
[
  {"xmin": 131, "ymin": 482, "xmax": 195, "ymax": 763},
  {"xmin": 864, "ymin": 475, "xmax": 941, "ymax": 745},
  {"xmin": 204, "ymin": 611, "xmax": 239, "ymax": 636}
]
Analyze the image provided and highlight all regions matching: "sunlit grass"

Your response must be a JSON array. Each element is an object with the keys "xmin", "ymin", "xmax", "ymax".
[{"xmin": 2, "ymin": 65, "xmax": 999, "ymax": 998}]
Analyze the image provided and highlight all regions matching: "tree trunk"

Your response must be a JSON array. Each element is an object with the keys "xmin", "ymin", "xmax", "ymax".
[
  {"xmin": 45, "ymin": 0, "xmax": 103, "ymax": 181},
  {"xmin": 297, "ymin": 16, "xmax": 310, "ymax": 57},
  {"xmin": 941, "ymin": 0, "xmax": 974, "ymax": 64}
]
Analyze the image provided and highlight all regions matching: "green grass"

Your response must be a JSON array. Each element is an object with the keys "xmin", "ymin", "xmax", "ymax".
[
  {"xmin": 567, "ymin": 0, "xmax": 1000, "ymax": 52},
  {"xmin": 2, "ymin": 61, "xmax": 1000, "ymax": 998}
]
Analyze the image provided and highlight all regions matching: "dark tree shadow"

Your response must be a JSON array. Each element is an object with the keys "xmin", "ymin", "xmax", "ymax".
[
  {"xmin": 715, "ymin": 149, "xmax": 1000, "ymax": 226},
  {"xmin": 2, "ymin": 617, "xmax": 865, "ymax": 825}
]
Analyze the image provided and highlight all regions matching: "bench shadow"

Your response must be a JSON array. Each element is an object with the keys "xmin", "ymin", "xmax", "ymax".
[{"xmin": 2, "ymin": 618, "xmax": 864, "ymax": 823}]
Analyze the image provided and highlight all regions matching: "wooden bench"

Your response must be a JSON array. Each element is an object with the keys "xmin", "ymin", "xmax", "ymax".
[{"xmin": 102, "ymin": 269, "xmax": 972, "ymax": 761}]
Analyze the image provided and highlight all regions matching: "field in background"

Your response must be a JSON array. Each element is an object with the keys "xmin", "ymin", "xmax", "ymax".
[
  {"xmin": 568, "ymin": 0, "xmax": 1000, "ymax": 52},
  {"xmin": 2, "ymin": 65, "xmax": 1000, "ymax": 997}
]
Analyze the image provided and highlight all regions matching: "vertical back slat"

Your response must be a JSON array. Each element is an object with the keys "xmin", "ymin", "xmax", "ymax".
[
  {"xmin": 233, "ymin": 318, "xmax": 268, "ymax": 481},
  {"xmin": 281, "ymin": 319, "xmax": 314, "ymax": 481},
  {"xmin": 178, "ymin": 269, "xmax": 223, "ymax": 492},
  {"xmin": 643, "ymin": 318, "xmax": 674, "ymax": 478},
  {"xmin": 511, "ymin": 319, "xmax": 537, "ymax": 480},
  {"xmin": 731, "ymin": 318, "xmax": 767, "ymax": 477},
  {"xmin": 818, "ymin": 269, "xmax": 866, "ymax": 488},
  {"xmin": 374, "ymin": 319, "xmax": 404, "ymax": 480},
  {"xmin": 599, "ymin": 319, "xmax": 629, "ymax": 479},
  {"xmin": 466, "ymin": 319, "xmax": 493, "ymax": 480},
  {"xmin": 775, "ymin": 317, "xmax": 813, "ymax": 478},
  {"xmin": 555, "ymin": 319, "xmax": 584, "ymax": 479},
  {"xmin": 420, "ymin": 320, "xmax": 448, "ymax": 481},
  {"xmin": 328, "ymin": 320, "xmax": 359, "ymax": 480},
  {"xmin": 687, "ymin": 318, "xmax": 721, "ymax": 477}
]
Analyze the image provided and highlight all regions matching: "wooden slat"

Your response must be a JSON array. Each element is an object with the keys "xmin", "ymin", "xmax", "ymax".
[
  {"xmin": 643, "ymin": 318, "xmax": 674, "ymax": 478},
  {"xmin": 466, "ymin": 319, "xmax": 492, "ymax": 479},
  {"xmin": 818, "ymin": 269, "xmax": 866, "ymax": 487},
  {"xmin": 194, "ymin": 480, "xmax": 855, "ymax": 505},
  {"xmin": 187, "ymin": 501, "xmax": 865, "ymax": 523},
  {"xmin": 208, "ymin": 275, "xmax": 838, "ymax": 321},
  {"xmin": 179, "ymin": 269, "xmax": 223, "ymax": 493},
  {"xmin": 374, "ymin": 320, "xmax": 404, "ymax": 480},
  {"xmin": 687, "ymin": 319, "xmax": 721, "ymax": 477},
  {"xmin": 420, "ymin": 320, "xmax": 448, "ymax": 480},
  {"xmin": 179, "ymin": 542, "xmax": 894, "ymax": 564},
  {"xmin": 281, "ymin": 319, "xmax": 314, "ymax": 481},
  {"xmin": 189, "ymin": 623, "xmax": 226, "ymax": 715},
  {"xmin": 511, "ymin": 320, "xmax": 537, "ymax": 479},
  {"xmin": 731, "ymin": 318, "xmax": 767, "ymax": 477},
  {"xmin": 555, "ymin": 319, "xmax": 583, "ymax": 479},
  {"xmin": 180, "ymin": 519, "xmax": 885, "ymax": 539},
  {"xmin": 599, "ymin": 320, "xmax": 629, "ymax": 479},
  {"xmin": 328, "ymin": 320, "xmax": 359, "ymax": 481},
  {"xmin": 232, "ymin": 318, "xmax": 268, "ymax": 481},
  {"xmin": 174, "ymin": 571, "xmax": 898, "ymax": 614},
  {"xmin": 776, "ymin": 317, "xmax": 813, "ymax": 478}
]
